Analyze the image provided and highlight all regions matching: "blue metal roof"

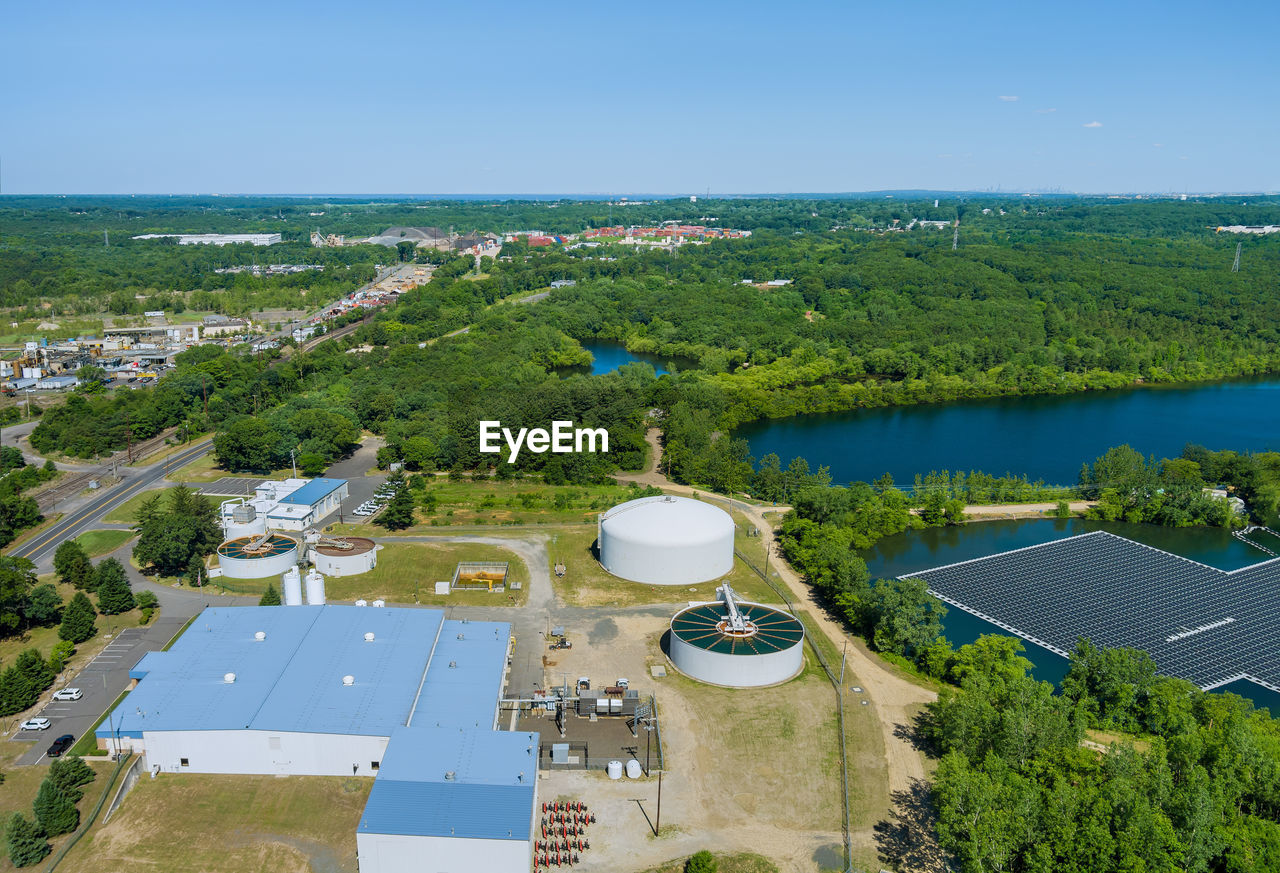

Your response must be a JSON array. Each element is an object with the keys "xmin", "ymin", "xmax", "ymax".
[
  {"xmin": 279, "ymin": 478, "xmax": 345, "ymax": 507},
  {"xmin": 410, "ymin": 620, "xmax": 510, "ymax": 730},
  {"xmin": 359, "ymin": 727, "xmax": 538, "ymax": 840},
  {"xmin": 129, "ymin": 651, "xmax": 166, "ymax": 681},
  {"xmin": 98, "ymin": 605, "xmax": 509, "ymax": 740}
]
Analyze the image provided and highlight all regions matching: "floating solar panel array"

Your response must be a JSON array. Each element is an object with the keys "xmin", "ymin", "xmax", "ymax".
[{"xmin": 904, "ymin": 530, "xmax": 1280, "ymax": 694}]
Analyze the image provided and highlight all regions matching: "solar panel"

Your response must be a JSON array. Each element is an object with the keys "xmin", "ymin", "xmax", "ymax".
[{"xmin": 905, "ymin": 531, "xmax": 1280, "ymax": 693}]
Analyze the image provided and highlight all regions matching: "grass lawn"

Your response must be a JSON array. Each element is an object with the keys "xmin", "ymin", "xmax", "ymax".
[
  {"xmin": 545, "ymin": 526, "xmax": 780, "ymax": 608},
  {"xmin": 167, "ymin": 453, "xmax": 291, "ymax": 484},
  {"xmin": 102, "ymin": 489, "xmax": 218, "ymax": 525},
  {"xmin": 57, "ymin": 773, "xmax": 372, "ymax": 873},
  {"xmin": 641, "ymin": 854, "xmax": 780, "ymax": 873},
  {"xmin": 74, "ymin": 529, "xmax": 134, "ymax": 557},
  {"xmin": 411, "ymin": 476, "xmax": 660, "ymax": 528},
  {"xmin": 212, "ymin": 542, "xmax": 530, "ymax": 606}
]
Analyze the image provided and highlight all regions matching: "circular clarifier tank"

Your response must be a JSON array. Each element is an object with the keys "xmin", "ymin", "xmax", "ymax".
[
  {"xmin": 669, "ymin": 597, "xmax": 805, "ymax": 687},
  {"xmin": 217, "ymin": 533, "xmax": 299, "ymax": 579}
]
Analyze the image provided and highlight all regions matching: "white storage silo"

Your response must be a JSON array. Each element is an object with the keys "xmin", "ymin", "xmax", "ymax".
[
  {"xmin": 599, "ymin": 495, "xmax": 734, "ymax": 585},
  {"xmin": 304, "ymin": 568, "xmax": 326, "ymax": 606},
  {"xmin": 306, "ymin": 533, "xmax": 378, "ymax": 577},
  {"xmin": 221, "ymin": 500, "xmax": 267, "ymax": 540},
  {"xmin": 282, "ymin": 566, "xmax": 303, "ymax": 606}
]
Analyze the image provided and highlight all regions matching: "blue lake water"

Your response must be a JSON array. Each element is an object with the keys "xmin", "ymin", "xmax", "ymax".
[
  {"xmin": 579, "ymin": 340, "xmax": 674, "ymax": 376},
  {"xmin": 860, "ymin": 517, "xmax": 1275, "ymax": 711},
  {"xmin": 739, "ymin": 379, "xmax": 1280, "ymax": 486}
]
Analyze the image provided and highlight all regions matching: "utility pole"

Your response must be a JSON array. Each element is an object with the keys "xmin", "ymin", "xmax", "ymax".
[
  {"xmin": 655, "ymin": 770, "xmax": 662, "ymax": 835},
  {"xmin": 201, "ymin": 374, "xmax": 208, "ymax": 417},
  {"xmin": 290, "ymin": 448, "xmax": 297, "ymax": 479}
]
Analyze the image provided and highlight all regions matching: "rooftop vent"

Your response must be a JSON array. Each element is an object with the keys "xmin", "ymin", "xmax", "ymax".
[
  {"xmin": 342, "ymin": 675, "xmax": 355, "ymax": 686},
  {"xmin": 364, "ymin": 632, "xmax": 375, "ymax": 642},
  {"xmin": 444, "ymin": 770, "xmax": 456, "ymax": 781},
  {"xmin": 448, "ymin": 661, "xmax": 457, "ymax": 668},
  {"xmin": 254, "ymin": 631, "xmax": 266, "ymax": 641},
  {"xmin": 456, "ymin": 633, "xmax": 465, "ymax": 640},
  {"xmin": 223, "ymin": 672, "xmax": 236, "ymax": 684}
]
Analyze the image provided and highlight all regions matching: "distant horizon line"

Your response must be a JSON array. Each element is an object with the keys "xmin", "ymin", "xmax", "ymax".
[{"xmin": 1, "ymin": 189, "xmax": 1277, "ymax": 200}]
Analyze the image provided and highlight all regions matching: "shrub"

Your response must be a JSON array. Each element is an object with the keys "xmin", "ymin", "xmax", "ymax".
[
  {"xmin": 686, "ymin": 851, "xmax": 718, "ymax": 873},
  {"xmin": 5, "ymin": 812, "xmax": 49, "ymax": 868}
]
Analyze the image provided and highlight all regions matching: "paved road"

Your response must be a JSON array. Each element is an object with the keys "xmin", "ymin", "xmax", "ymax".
[{"xmin": 9, "ymin": 437, "xmax": 215, "ymax": 568}]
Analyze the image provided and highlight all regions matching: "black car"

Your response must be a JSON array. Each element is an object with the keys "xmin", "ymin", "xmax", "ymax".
[{"xmin": 46, "ymin": 734, "xmax": 74, "ymax": 758}]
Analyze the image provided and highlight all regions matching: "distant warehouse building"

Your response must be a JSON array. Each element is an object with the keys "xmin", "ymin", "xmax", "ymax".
[
  {"xmin": 132, "ymin": 233, "xmax": 283, "ymax": 246},
  {"xmin": 102, "ymin": 605, "xmax": 536, "ymax": 872}
]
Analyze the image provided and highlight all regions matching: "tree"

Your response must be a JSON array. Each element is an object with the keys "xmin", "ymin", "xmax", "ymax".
[
  {"xmin": 213, "ymin": 417, "xmax": 285, "ymax": 473},
  {"xmin": 32, "ymin": 778, "xmax": 78, "ymax": 837},
  {"xmin": 0, "ymin": 556, "xmax": 38, "ymax": 635},
  {"xmin": 685, "ymin": 851, "xmax": 718, "ymax": 873},
  {"xmin": 47, "ymin": 756, "xmax": 94, "ymax": 804},
  {"xmin": 378, "ymin": 488, "xmax": 416, "ymax": 530},
  {"xmin": 259, "ymin": 583, "xmax": 281, "ymax": 606},
  {"xmin": 53, "ymin": 541, "xmax": 94, "ymax": 590},
  {"xmin": 5, "ymin": 812, "xmax": 49, "ymax": 868},
  {"xmin": 868, "ymin": 576, "xmax": 947, "ymax": 659},
  {"xmin": 948, "ymin": 635, "xmax": 1033, "ymax": 686},
  {"xmin": 23, "ymin": 585, "xmax": 62, "ymax": 627},
  {"xmin": 133, "ymin": 487, "xmax": 220, "ymax": 578},
  {"xmin": 134, "ymin": 590, "xmax": 158, "ymax": 610},
  {"xmin": 58, "ymin": 591, "xmax": 96, "ymax": 644},
  {"xmin": 0, "ymin": 665, "xmax": 37, "ymax": 716},
  {"xmin": 48, "ymin": 640, "xmax": 75, "ymax": 674},
  {"xmin": 94, "ymin": 559, "xmax": 135, "ymax": 615},
  {"xmin": 14, "ymin": 649, "xmax": 53, "ymax": 694},
  {"xmin": 297, "ymin": 452, "xmax": 326, "ymax": 477}
]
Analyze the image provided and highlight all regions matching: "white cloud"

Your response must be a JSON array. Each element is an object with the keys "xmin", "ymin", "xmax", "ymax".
[
  {"xmin": 1153, "ymin": 143, "xmax": 1164, "ymax": 148},
  {"xmin": 1034, "ymin": 108, "xmax": 1056, "ymax": 114},
  {"xmin": 937, "ymin": 154, "xmax": 953, "ymax": 159},
  {"xmin": 998, "ymin": 95, "xmax": 1019, "ymax": 102},
  {"xmin": 1083, "ymin": 121, "xmax": 1103, "ymax": 128}
]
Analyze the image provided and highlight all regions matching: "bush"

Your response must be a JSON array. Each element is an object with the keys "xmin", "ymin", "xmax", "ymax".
[
  {"xmin": 686, "ymin": 851, "xmax": 718, "ymax": 873},
  {"xmin": 259, "ymin": 583, "xmax": 281, "ymax": 606},
  {"xmin": 48, "ymin": 640, "xmax": 75, "ymax": 674},
  {"xmin": 138, "ymin": 607, "xmax": 154, "ymax": 625},
  {"xmin": 47, "ymin": 756, "xmax": 94, "ymax": 803},
  {"xmin": 134, "ymin": 590, "xmax": 158, "ymax": 610}
]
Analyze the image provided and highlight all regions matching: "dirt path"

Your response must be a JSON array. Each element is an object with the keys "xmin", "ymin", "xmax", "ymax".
[
  {"xmin": 961, "ymin": 500, "xmax": 1094, "ymax": 518},
  {"xmin": 616, "ymin": 430, "xmax": 936, "ymax": 795}
]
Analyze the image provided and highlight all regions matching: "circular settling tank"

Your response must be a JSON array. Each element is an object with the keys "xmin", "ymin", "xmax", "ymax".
[
  {"xmin": 669, "ymin": 600, "xmax": 805, "ymax": 687},
  {"xmin": 217, "ymin": 534, "xmax": 299, "ymax": 579},
  {"xmin": 311, "ymin": 536, "xmax": 377, "ymax": 577},
  {"xmin": 599, "ymin": 496, "xmax": 734, "ymax": 585}
]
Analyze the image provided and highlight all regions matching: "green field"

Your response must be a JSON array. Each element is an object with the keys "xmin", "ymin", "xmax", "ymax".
[
  {"xmin": 166, "ymin": 452, "xmax": 291, "ymax": 484},
  {"xmin": 213, "ymin": 541, "xmax": 530, "ymax": 606},
  {"xmin": 57, "ymin": 773, "xmax": 371, "ymax": 873},
  {"xmin": 546, "ymin": 525, "xmax": 780, "ymax": 607},
  {"xmin": 410, "ymin": 477, "xmax": 660, "ymax": 528},
  {"xmin": 74, "ymin": 529, "xmax": 135, "ymax": 557}
]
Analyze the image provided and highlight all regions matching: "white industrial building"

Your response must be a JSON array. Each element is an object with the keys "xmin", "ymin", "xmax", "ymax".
[
  {"xmin": 132, "ymin": 232, "xmax": 283, "ymax": 246},
  {"xmin": 101, "ymin": 605, "xmax": 535, "ymax": 871},
  {"xmin": 599, "ymin": 495, "xmax": 735, "ymax": 585},
  {"xmin": 219, "ymin": 478, "xmax": 349, "ymax": 536}
]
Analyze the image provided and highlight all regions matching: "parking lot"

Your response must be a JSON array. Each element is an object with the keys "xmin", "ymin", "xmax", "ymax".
[{"xmin": 11, "ymin": 617, "xmax": 189, "ymax": 765}]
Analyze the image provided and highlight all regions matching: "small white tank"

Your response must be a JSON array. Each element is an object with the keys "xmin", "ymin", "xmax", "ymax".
[
  {"xmin": 304, "ymin": 568, "xmax": 326, "ymax": 606},
  {"xmin": 282, "ymin": 566, "xmax": 303, "ymax": 607},
  {"xmin": 606, "ymin": 760, "xmax": 623, "ymax": 780},
  {"xmin": 355, "ymin": 599, "xmax": 368, "ymax": 607},
  {"xmin": 372, "ymin": 599, "xmax": 385, "ymax": 608},
  {"xmin": 625, "ymin": 759, "xmax": 642, "ymax": 779}
]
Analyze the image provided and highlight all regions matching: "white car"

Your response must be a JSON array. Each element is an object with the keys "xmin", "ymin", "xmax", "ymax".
[
  {"xmin": 52, "ymin": 688, "xmax": 82, "ymax": 701},
  {"xmin": 19, "ymin": 718, "xmax": 50, "ymax": 731}
]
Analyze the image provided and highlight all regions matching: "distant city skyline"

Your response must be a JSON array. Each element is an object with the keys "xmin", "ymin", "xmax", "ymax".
[{"xmin": 2, "ymin": 1, "xmax": 1277, "ymax": 195}]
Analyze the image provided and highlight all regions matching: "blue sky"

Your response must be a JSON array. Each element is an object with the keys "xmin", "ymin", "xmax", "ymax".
[{"xmin": 2, "ymin": 1, "xmax": 1276, "ymax": 194}]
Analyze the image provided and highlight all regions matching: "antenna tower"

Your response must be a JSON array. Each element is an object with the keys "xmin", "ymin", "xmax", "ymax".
[
  {"xmin": 1232, "ymin": 242, "xmax": 1241, "ymax": 273},
  {"xmin": 952, "ymin": 224, "xmax": 959, "ymax": 251},
  {"xmin": 104, "ymin": 230, "xmax": 109, "ymax": 247}
]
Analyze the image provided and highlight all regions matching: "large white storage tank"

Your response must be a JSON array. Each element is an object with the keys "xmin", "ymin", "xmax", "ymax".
[
  {"xmin": 668, "ymin": 584, "xmax": 804, "ymax": 687},
  {"xmin": 599, "ymin": 495, "xmax": 734, "ymax": 585},
  {"xmin": 216, "ymin": 533, "xmax": 299, "ymax": 580}
]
